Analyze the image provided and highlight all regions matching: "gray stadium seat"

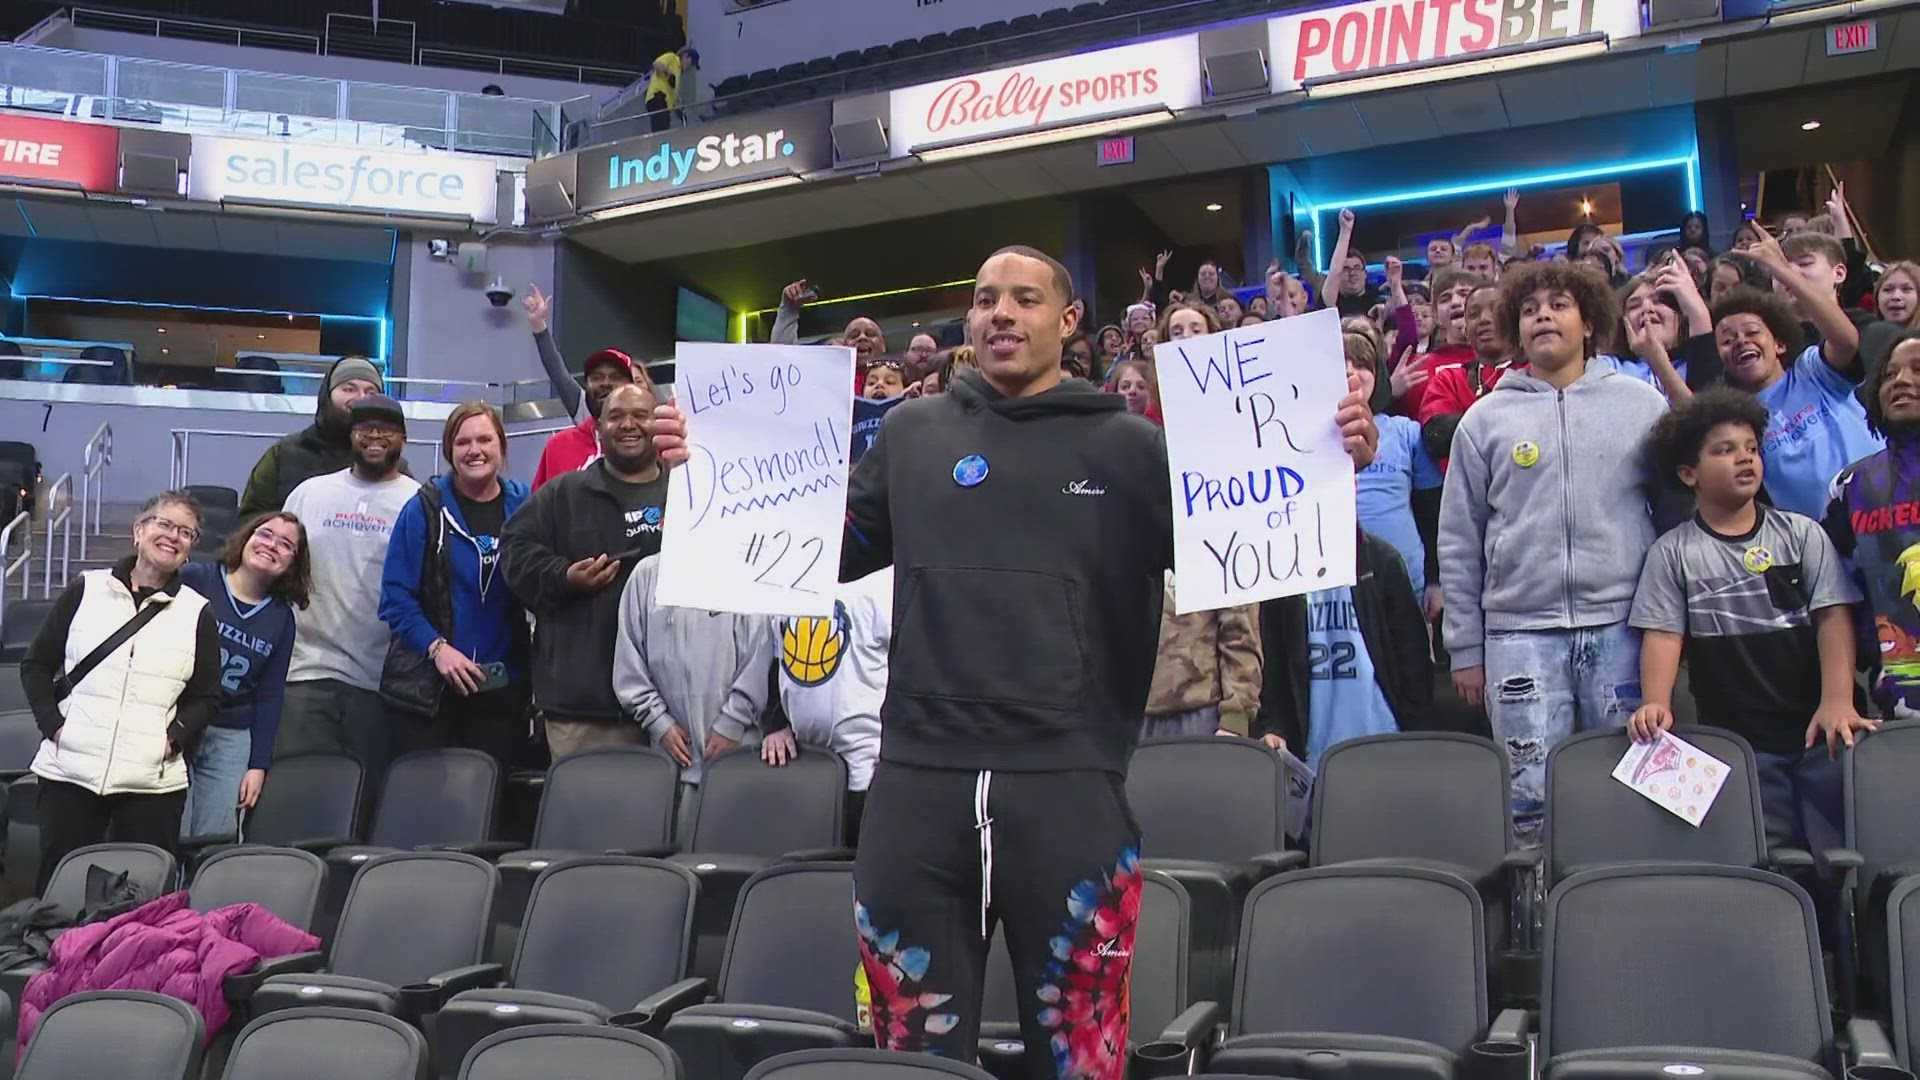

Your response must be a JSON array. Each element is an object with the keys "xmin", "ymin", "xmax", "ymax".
[
  {"xmin": 1832, "ymin": 720, "xmax": 1920, "ymax": 1011},
  {"xmin": 0, "ymin": 708, "xmax": 43, "ymax": 779},
  {"xmin": 746, "ymin": 1049, "xmax": 997, "ymax": 1079},
  {"xmin": 188, "ymin": 846, "xmax": 327, "ymax": 931},
  {"xmin": 1204, "ymin": 862, "xmax": 1525, "ymax": 1080},
  {"xmin": 1540, "ymin": 864, "xmax": 1836, "ymax": 1080},
  {"xmin": 16, "ymin": 990, "xmax": 203, "ymax": 1080},
  {"xmin": 977, "ymin": 869, "xmax": 1216, "ymax": 1078},
  {"xmin": 242, "ymin": 851, "xmax": 498, "ymax": 1021},
  {"xmin": 1125, "ymin": 735, "xmax": 1295, "ymax": 1008},
  {"xmin": 222, "ymin": 1007, "xmax": 428, "ymax": 1080},
  {"xmin": 433, "ymin": 856, "xmax": 697, "ymax": 1079},
  {"xmin": 656, "ymin": 861, "xmax": 862, "ymax": 1080},
  {"xmin": 458, "ymin": 1024, "xmax": 681, "ymax": 1080}
]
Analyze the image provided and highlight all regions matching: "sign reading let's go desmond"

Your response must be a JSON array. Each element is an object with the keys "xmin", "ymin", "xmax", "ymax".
[
  {"xmin": 1269, "ymin": 0, "xmax": 1642, "ymax": 91},
  {"xmin": 573, "ymin": 103, "xmax": 833, "ymax": 214},
  {"xmin": 888, "ymin": 36, "xmax": 1205, "ymax": 158},
  {"xmin": 187, "ymin": 136, "xmax": 500, "ymax": 222}
]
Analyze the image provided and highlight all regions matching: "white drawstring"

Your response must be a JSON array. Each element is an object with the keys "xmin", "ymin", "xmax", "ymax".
[{"xmin": 974, "ymin": 770, "xmax": 994, "ymax": 940}]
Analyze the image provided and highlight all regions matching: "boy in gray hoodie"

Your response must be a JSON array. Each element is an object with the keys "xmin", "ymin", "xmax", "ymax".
[
  {"xmin": 1438, "ymin": 261, "xmax": 1669, "ymax": 845},
  {"xmin": 612, "ymin": 553, "xmax": 770, "ymax": 841}
]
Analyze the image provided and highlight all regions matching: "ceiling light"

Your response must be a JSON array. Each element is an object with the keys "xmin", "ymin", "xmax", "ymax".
[
  {"xmin": 160, "ymin": 347, "xmax": 169, "ymax": 355},
  {"xmin": 1204, "ymin": 202, "xmax": 1224, "ymax": 212},
  {"xmin": 586, "ymin": 175, "xmax": 806, "ymax": 222},
  {"xmin": 1580, "ymin": 199, "xmax": 1593, "ymax": 215},
  {"xmin": 155, "ymin": 327, "xmax": 166, "ymax": 333},
  {"xmin": 911, "ymin": 321, "xmax": 921, "ymax": 327},
  {"xmin": 256, "ymin": 333, "xmax": 266, "ymax": 340},
  {"xmin": 1800, "ymin": 119, "xmax": 1822, "ymax": 131}
]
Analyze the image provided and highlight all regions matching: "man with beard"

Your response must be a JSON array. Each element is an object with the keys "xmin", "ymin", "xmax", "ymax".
[
  {"xmin": 522, "ymin": 283, "xmax": 643, "ymax": 490},
  {"xmin": 239, "ymin": 356, "xmax": 386, "ymax": 517},
  {"xmin": 503, "ymin": 383, "xmax": 671, "ymax": 760},
  {"xmin": 651, "ymin": 246, "xmax": 1378, "ymax": 1078},
  {"xmin": 274, "ymin": 395, "xmax": 420, "ymax": 786}
]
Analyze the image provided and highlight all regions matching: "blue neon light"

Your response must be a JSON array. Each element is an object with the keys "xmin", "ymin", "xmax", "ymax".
[
  {"xmin": 378, "ymin": 316, "xmax": 389, "ymax": 364},
  {"xmin": 7, "ymin": 293, "xmax": 386, "ymax": 322},
  {"xmin": 1295, "ymin": 147, "xmax": 1705, "ymax": 273}
]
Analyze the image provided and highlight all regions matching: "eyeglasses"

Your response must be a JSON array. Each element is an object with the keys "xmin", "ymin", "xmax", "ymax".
[
  {"xmin": 140, "ymin": 517, "xmax": 200, "ymax": 543},
  {"xmin": 251, "ymin": 527, "xmax": 299, "ymax": 557}
]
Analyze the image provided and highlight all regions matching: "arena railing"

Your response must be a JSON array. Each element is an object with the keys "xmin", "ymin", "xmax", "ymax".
[
  {"xmin": 79, "ymin": 421, "xmax": 111, "ymax": 562},
  {"xmin": 41, "ymin": 472, "xmax": 72, "ymax": 599},
  {"xmin": 0, "ymin": 41, "xmax": 572, "ymax": 158},
  {"xmin": 0, "ymin": 510, "xmax": 32, "ymax": 633}
]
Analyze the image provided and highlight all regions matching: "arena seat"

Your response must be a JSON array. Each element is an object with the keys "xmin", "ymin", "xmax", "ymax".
[
  {"xmin": 491, "ymin": 747, "xmax": 678, "ymax": 958},
  {"xmin": 240, "ymin": 851, "xmax": 498, "ymax": 1022},
  {"xmin": 432, "ymin": 856, "xmax": 697, "ymax": 1078},
  {"xmin": 1125, "ymin": 735, "xmax": 1294, "ymax": 1009},
  {"xmin": 1537, "ymin": 864, "xmax": 1837, "ymax": 1080},
  {"xmin": 669, "ymin": 748, "xmax": 845, "ymax": 979},
  {"xmin": 187, "ymin": 846, "xmax": 327, "ymax": 931},
  {"xmin": 15, "ymin": 990, "xmax": 202, "ymax": 1080},
  {"xmin": 222, "ymin": 1007, "xmax": 428, "ymax": 1080},
  {"xmin": 655, "ymin": 861, "xmax": 862, "ymax": 1080},
  {"xmin": 458, "ymin": 1024, "xmax": 680, "ymax": 1080},
  {"xmin": 976, "ymin": 869, "xmax": 1216, "ymax": 1079},
  {"xmin": 1202, "ymin": 862, "xmax": 1526, "ymax": 1080},
  {"xmin": 1829, "ymin": 720, "xmax": 1920, "ymax": 1012},
  {"xmin": 747, "ymin": 1049, "xmax": 997, "ymax": 1079}
]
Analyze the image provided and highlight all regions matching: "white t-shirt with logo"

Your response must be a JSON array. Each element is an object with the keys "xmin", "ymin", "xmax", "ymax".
[{"xmin": 283, "ymin": 468, "xmax": 421, "ymax": 689}]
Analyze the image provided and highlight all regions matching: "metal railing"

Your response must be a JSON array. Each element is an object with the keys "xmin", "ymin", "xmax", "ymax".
[
  {"xmin": 170, "ymin": 425, "xmax": 569, "ymax": 487},
  {"xmin": 80, "ymin": 422, "xmax": 112, "ymax": 562},
  {"xmin": 416, "ymin": 47, "xmax": 636, "ymax": 87},
  {"xmin": 71, "ymin": 7, "xmax": 322, "ymax": 54},
  {"xmin": 0, "ymin": 40, "xmax": 566, "ymax": 158},
  {"xmin": 42, "ymin": 473, "xmax": 73, "ymax": 599},
  {"xmin": 0, "ymin": 510, "xmax": 30, "ymax": 634}
]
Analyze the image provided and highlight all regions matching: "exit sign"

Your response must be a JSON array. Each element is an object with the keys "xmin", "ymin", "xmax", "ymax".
[
  {"xmin": 1097, "ymin": 136, "xmax": 1135, "ymax": 167},
  {"xmin": 1827, "ymin": 19, "xmax": 1876, "ymax": 55}
]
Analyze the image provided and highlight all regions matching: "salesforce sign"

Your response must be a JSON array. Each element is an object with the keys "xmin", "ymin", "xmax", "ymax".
[
  {"xmin": 574, "ymin": 103, "xmax": 832, "ymax": 213},
  {"xmin": 187, "ymin": 137, "xmax": 500, "ymax": 223}
]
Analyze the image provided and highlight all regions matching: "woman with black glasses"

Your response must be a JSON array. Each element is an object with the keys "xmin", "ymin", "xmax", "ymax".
[
  {"xmin": 19, "ymin": 491, "xmax": 221, "ymax": 892},
  {"xmin": 178, "ymin": 512, "xmax": 311, "ymax": 839}
]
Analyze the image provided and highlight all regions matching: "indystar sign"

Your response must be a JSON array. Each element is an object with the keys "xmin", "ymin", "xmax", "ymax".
[
  {"xmin": 187, "ymin": 137, "xmax": 500, "ymax": 222},
  {"xmin": 574, "ymin": 103, "xmax": 832, "ymax": 213}
]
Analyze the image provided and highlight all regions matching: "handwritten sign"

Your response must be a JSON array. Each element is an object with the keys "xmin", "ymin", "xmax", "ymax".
[
  {"xmin": 1155, "ymin": 308, "xmax": 1357, "ymax": 614},
  {"xmin": 657, "ymin": 342, "xmax": 853, "ymax": 616}
]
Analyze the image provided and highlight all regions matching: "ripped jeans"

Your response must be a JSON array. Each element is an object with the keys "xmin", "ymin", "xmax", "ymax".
[{"xmin": 1484, "ymin": 622, "xmax": 1642, "ymax": 846}]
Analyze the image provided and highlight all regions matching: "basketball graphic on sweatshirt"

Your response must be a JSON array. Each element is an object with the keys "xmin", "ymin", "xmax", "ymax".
[{"xmin": 782, "ymin": 600, "xmax": 851, "ymax": 686}]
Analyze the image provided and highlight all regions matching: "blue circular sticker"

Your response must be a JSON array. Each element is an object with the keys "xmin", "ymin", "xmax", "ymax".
[{"xmin": 952, "ymin": 454, "xmax": 989, "ymax": 488}]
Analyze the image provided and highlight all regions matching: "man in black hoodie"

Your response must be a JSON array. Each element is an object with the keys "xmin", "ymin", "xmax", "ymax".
[
  {"xmin": 238, "ymin": 356, "xmax": 385, "ymax": 518},
  {"xmin": 653, "ymin": 246, "xmax": 1377, "ymax": 1076}
]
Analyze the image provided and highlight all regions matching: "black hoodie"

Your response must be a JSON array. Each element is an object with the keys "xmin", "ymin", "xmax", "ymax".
[
  {"xmin": 238, "ymin": 356, "xmax": 362, "ymax": 519},
  {"xmin": 843, "ymin": 369, "xmax": 1172, "ymax": 775}
]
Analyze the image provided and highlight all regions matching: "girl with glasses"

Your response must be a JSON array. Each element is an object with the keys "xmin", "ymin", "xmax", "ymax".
[{"xmin": 177, "ymin": 512, "xmax": 312, "ymax": 838}]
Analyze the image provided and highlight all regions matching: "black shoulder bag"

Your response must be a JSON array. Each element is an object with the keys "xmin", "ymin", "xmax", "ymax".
[{"xmin": 53, "ymin": 603, "xmax": 167, "ymax": 702}]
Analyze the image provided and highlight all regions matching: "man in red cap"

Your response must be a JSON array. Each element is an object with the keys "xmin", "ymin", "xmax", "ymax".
[{"xmin": 524, "ymin": 284, "xmax": 644, "ymax": 490}]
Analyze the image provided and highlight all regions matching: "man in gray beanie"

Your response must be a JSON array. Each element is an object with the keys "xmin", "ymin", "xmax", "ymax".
[
  {"xmin": 274, "ymin": 393, "xmax": 421, "ymax": 789},
  {"xmin": 240, "ymin": 356, "xmax": 388, "ymax": 517}
]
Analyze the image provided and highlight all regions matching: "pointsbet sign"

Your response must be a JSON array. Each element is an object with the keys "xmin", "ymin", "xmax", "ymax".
[
  {"xmin": 187, "ymin": 137, "xmax": 500, "ymax": 222},
  {"xmin": 573, "ymin": 103, "xmax": 832, "ymax": 213},
  {"xmin": 1267, "ymin": 0, "xmax": 1642, "ymax": 91}
]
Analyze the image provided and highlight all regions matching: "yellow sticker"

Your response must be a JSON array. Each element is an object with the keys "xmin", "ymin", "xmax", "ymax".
[
  {"xmin": 1743, "ymin": 545, "xmax": 1774, "ymax": 573},
  {"xmin": 1511, "ymin": 441, "xmax": 1541, "ymax": 468}
]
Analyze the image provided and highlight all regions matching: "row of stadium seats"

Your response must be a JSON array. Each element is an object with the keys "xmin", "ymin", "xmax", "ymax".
[{"xmin": 9, "ymin": 840, "xmax": 1919, "ymax": 1080}]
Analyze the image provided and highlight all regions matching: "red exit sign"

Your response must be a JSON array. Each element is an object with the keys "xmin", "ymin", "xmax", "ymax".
[
  {"xmin": 1096, "ymin": 135, "xmax": 1135, "ymax": 167},
  {"xmin": 1826, "ymin": 19, "xmax": 1876, "ymax": 55}
]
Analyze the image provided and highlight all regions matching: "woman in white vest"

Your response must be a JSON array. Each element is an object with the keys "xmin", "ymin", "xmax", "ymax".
[{"xmin": 19, "ymin": 490, "xmax": 221, "ymax": 895}]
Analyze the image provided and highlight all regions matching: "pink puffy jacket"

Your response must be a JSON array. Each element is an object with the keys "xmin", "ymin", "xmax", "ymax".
[{"xmin": 18, "ymin": 892, "xmax": 319, "ymax": 1049}]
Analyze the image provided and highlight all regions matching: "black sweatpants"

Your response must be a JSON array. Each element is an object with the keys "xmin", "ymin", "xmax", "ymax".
[
  {"xmin": 37, "ymin": 779, "xmax": 186, "ymax": 895},
  {"xmin": 854, "ymin": 762, "xmax": 1143, "ymax": 1080}
]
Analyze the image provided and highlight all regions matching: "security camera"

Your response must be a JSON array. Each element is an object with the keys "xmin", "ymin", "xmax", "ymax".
[
  {"xmin": 428, "ymin": 238, "xmax": 451, "ymax": 259},
  {"xmin": 484, "ymin": 276, "xmax": 513, "ymax": 308}
]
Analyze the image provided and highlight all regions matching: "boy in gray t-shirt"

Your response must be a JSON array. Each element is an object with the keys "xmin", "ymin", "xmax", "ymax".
[{"xmin": 1628, "ymin": 388, "xmax": 1871, "ymax": 853}]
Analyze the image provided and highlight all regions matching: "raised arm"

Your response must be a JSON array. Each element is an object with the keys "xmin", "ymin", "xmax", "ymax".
[
  {"xmin": 1749, "ymin": 222, "xmax": 1860, "ymax": 374},
  {"xmin": 523, "ymin": 284, "xmax": 583, "ymax": 417}
]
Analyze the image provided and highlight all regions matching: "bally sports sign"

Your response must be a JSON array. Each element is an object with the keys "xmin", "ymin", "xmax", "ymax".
[
  {"xmin": 888, "ymin": 36, "xmax": 1204, "ymax": 157},
  {"xmin": 1269, "ymin": 0, "xmax": 1642, "ymax": 91}
]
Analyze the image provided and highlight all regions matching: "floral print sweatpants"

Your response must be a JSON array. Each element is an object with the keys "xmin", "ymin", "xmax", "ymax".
[{"xmin": 854, "ymin": 761, "xmax": 1143, "ymax": 1080}]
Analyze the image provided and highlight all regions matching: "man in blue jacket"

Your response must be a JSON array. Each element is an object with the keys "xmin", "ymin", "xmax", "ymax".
[{"xmin": 381, "ymin": 402, "xmax": 532, "ymax": 767}]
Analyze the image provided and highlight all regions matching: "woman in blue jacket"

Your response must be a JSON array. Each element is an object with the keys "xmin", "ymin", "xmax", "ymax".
[{"xmin": 380, "ymin": 402, "xmax": 532, "ymax": 767}]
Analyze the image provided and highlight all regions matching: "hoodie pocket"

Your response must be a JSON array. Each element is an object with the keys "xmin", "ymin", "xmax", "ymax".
[{"xmin": 891, "ymin": 567, "xmax": 1090, "ymax": 732}]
